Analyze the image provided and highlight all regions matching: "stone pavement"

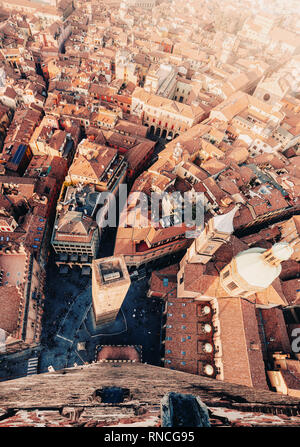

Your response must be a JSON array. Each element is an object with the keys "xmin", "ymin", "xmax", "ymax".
[{"xmin": 0, "ymin": 257, "xmax": 164, "ymax": 381}]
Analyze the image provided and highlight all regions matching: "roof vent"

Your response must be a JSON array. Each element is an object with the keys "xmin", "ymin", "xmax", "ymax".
[
  {"xmin": 201, "ymin": 305, "xmax": 211, "ymax": 316},
  {"xmin": 202, "ymin": 323, "xmax": 212, "ymax": 334},
  {"xmin": 203, "ymin": 364, "xmax": 214, "ymax": 376}
]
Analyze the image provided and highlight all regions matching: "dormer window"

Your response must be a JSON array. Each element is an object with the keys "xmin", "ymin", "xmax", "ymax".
[
  {"xmin": 227, "ymin": 281, "xmax": 238, "ymax": 291},
  {"xmin": 223, "ymin": 270, "xmax": 230, "ymax": 279}
]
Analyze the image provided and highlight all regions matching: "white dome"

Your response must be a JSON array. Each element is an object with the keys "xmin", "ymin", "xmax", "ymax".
[
  {"xmin": 204, "ymin": 364, "xmax": 214, "ymax": 376},
  {"xmin": 213, "ymin": 205, "xmax": 239, "ymax": 234},
  {"xmin": 203, "ymin": 323, "xmax": 212, "ymax": 333},
  {"xmin": 203, "ymin": 343, "xmax": 213, "ymax": 353},
  {"xmin": 202, "ymin": 305, "xmax": 211, "ymax": 315},
  {"xmin": 235, "ymin": 243, "xmax": 293, "ymax": 289},
  {"xmin": 272, "ymin": 242, "xmax": 294, "ymax": 261}
]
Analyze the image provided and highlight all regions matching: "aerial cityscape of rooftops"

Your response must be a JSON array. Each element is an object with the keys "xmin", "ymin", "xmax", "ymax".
[{"xmin": 0, "ymin": 0, "xmax": 300, "ymax": 431}]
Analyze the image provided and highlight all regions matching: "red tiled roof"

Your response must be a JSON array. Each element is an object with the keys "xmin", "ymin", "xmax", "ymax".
[
  {"xmin": 0, "ymin": 285, "xmax": 21, "ymax": 334},
  {"xmin": 218, "ymin": 298, "xmax": 268, "ymax": 390},
  {"xmin": 97, "ymin": 346, "xmax": 141, "ymax": 362}
]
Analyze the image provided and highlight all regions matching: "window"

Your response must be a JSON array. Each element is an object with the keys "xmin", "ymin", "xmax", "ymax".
[
  {"xmin": 204, "ymin": 244, "xmax": 215, "ymax": 254},
  {"xmin": 223, "ymin": 270, "xmax": 230, "ymax": 279},
  {"xmin": 227, "ymin": 281, "xmax": 238, "ymax": 291}
]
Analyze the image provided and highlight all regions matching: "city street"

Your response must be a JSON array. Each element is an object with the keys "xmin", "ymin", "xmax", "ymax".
[{"xmin": 0, "ymin": 251, "xmax": 164, "ymax": 381}]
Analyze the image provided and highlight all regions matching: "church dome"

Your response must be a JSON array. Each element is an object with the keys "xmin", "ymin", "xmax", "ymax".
[
  {"xmin": 212, "ymin": 205, "xmax": 239, "ymax": 234},
  {"xmin": 235, "ymin": 243, "xmax": 293, "ymax": 289},
  {"xmin": 271, "ymin": 242, "xmax": 294, "ymax": 261}
]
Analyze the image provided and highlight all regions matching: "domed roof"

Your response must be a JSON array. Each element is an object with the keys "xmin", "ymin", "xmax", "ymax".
[
  {"xmin": 271, "ymin": 242, "xmax": 294, "ymax": 261},
  {"xmin": 235, "ymin": 243, "xmax": 293, "ymax": 289},
  {"xmin": 213, "ymin": 205, "xmax": 239, "ymax": 234}
]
